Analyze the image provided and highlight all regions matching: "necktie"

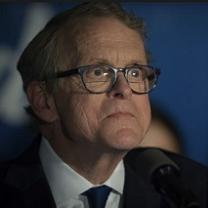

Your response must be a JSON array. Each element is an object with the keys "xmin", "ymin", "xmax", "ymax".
[{"xmin": 82, "ymin": 185, "xmax": 112, "ymax": 208}]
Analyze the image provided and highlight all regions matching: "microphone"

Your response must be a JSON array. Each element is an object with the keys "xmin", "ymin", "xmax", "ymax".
[{"xmin": 129, "ymin": 148, "xmax": 199, "ymax": 208}]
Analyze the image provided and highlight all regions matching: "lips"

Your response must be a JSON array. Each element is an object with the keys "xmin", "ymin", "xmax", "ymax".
[
  {"xmin": 106, "ymin": 111, "xmax": 135, "ymax": 119},
  {"xmin": 105, "ymin": 111, "xmax": 135, "ymax": 118},
  {"xmin": 101, "ymin": 102, "xmax": 136, "ymax": 120}
]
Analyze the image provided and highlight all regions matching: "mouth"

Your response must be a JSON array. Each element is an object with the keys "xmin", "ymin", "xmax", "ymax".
[{"xmin": 107, "ymin": 112, "xmax": 134, "ymax": 118}]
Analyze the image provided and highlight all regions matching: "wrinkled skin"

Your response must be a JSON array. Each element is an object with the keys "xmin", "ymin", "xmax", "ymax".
[{"xmin": 28, "ymin": 17, "xmax": 151, "ymax": 183}]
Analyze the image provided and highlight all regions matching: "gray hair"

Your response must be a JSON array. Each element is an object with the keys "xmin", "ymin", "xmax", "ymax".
[{"xmin": 17, "ymin": 1, "xmax": 146, "ymax": 93}]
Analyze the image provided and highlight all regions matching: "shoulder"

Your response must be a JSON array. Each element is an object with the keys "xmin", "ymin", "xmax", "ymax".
[
  {"xmin": 0, "ymin": 135, "xmax": 42, "ymax": 188},
  {"xmin": 0, "ymin": 135, "xmax": 41, "ymax": 175},
  {"xmin": 0, "ymin": 159, "xmax": 14, "ymax": 180},
  {"xmin": 0, "ymin": 136, "xmax": 49, "ymax": 207},
  {"xmin": 0, "ymin": 159, "xmax": 24, "ymax": 207}
]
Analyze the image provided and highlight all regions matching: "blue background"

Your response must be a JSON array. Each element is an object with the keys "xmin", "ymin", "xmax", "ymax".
[{"xmin": 0, "ymin": 3, "xmax": 207, "ymax": 165}]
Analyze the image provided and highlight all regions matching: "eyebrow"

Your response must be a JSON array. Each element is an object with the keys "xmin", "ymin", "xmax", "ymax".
[
  {"xmin": 89, "ymin": 58, "xmax": 145, "ymax": 67},
  {"xmin": 87, "ymin": 58, "xmax": 110, "ymax": 65}
]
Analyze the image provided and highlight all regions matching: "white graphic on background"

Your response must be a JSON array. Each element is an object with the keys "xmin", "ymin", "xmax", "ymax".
[{"xmin": 0, "ymin": 4, "xmax": 54, "ymax": 125}]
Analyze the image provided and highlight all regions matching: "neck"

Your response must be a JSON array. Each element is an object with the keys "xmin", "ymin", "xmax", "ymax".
[
  {"xmin": 41, "ymin": 128, "xmax": 126, "ymax": 184},
  {"xmin": 52, "ymin": 139, "xmax": 125, "ymax": 184}
]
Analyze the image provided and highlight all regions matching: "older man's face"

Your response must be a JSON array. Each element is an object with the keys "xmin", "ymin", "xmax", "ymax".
[{"xmin": 53, "ymin": 17, "xmax": 151, "ymax": 152}]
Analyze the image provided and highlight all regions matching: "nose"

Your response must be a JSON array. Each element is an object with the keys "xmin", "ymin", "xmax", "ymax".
[{"xmin": 108, "ymin": 73, "xmax": 132, "ymax": 99}]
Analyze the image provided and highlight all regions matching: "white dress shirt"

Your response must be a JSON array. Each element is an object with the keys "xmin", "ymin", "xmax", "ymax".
[{"xmin": 39, "ymin": 138, "xmax": 125, "ymax": 208}]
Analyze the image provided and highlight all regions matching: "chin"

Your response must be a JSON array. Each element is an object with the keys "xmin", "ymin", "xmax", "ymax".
[{"xmin": 102, "ymin": 128, "xmax": 144, "ymax": 152}]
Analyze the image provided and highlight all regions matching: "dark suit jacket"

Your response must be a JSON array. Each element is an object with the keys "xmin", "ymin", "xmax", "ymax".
[{"xmin": 0, "ymin": 136, "xmax": 207, "ymax": 208}]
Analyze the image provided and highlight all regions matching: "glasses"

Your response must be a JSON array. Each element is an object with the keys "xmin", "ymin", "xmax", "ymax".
[{"xmin": 54, "ymin": 64, "xmax": 160, "ymax": 94}]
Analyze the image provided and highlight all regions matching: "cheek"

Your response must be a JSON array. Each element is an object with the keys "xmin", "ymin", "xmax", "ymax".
[
  {"xmin": 134, "ymin": 95, "xmax": 151, "ymax": 133},
  {"xmin": 57, "ymin": 93, "xmax": 102, "ymax": 140},
  {"xmin": 74, "ymin": 101, "xmax": 98, "ymax": 137}
]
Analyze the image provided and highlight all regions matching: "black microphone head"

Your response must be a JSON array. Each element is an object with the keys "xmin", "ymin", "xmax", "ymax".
[
  {"xmin": 126, "ymin": 148, "xmax": 180, "ymax": 182},
  {"xmin": 125, "ymin": 148, "xmax": 199, "ymax": 208}
]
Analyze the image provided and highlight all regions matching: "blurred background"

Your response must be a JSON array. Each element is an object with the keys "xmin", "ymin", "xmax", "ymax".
[{"xmin": 0, "ymin": 3, "xmax": 207, "ymax": 165}]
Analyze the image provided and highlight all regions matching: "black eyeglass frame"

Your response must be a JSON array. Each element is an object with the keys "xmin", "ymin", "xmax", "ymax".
[{"xmin": 53, "ymin": 64, "xmax": 160, "ymax": 94}]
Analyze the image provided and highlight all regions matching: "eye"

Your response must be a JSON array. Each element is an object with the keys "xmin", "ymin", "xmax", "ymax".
[
  {"xmin": 128, "ymin": 67, "xmax": 142, "ymax": 80},
  {"xmin": 84, "ymin": 65, "xmax": 112, "ymax": 82},
  {"xmin": 85, "ymin": 66, "xmax": 105, "ymax": 79},
  {"xmin": 94, "ymin": 68, "xmax": 104, "ymax": 76},
  {"xmin": 130, "ymin": 69, "xmax": 140, "ymax": 78}
]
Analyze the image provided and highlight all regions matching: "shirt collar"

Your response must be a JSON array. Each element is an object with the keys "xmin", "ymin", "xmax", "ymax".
[{"xmin": 39, "ymin": 137, "xmax": 124, "ymax": 205}]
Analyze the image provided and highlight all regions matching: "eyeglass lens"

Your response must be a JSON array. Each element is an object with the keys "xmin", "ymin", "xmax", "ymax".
[{"xmin": 82, "ymin": 65, "xmax": 157, "ymax": 94}]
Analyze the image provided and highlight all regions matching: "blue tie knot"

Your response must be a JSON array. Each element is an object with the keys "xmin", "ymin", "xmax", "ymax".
[{"xmin": 82, "ymin": 185, "xmax": 112, "ymax": 208}]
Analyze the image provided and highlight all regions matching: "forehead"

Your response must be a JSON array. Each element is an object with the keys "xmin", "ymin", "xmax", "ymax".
[
  {"xmin": 78, "ymin": 17, "xmax": 140, "ymax": 40},
  {"xmin": 73, "ymin": 17, "xmax": 146, "ymax": 66}
]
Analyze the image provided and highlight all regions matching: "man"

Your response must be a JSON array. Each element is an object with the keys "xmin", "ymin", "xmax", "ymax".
[{"xmin": 0, "ymin": 2, "xmax": 207, "ymax": 208}]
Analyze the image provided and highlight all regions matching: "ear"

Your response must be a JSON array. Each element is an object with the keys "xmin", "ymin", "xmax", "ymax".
[{"xmin": 26, "ymin": 81, "xmax": 58, "ymax": 123}]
